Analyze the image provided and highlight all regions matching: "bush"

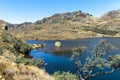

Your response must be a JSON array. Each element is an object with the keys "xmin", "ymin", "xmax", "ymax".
[
  {"xmin": 54, "ymin": 71, "xmax": 78, "ymax": 80},
  {"xmin": 13, "ymin": 39, "xmax": 32, "ymax": 54},
  {"xmin": 33, "ymin": 27, "xmax": 41, "ymax": 30},
  {"xmin": 2, "ymin": 32, "xmax": 32, "ymax": 55},
  {"xmin": 2, "ymin": 32, "xmax": 15, "ymax": 43},
  {"xmin": 0, "ymin": 47, "xmax": 3, "ymax": 55},
  {"xmin": 82, "ymin": 26, "xmax": 118, "ymax": 35},
  {"xmin": 70, "ymin": 40, "xmax": 116, "ymax": 80},
  {"xmin": 92, "ymin": 28, "xmax": 118, "ymax": 35},
  {"xmin": 14, "ymin": 57, "xmax": 44, "ymax": 67}
]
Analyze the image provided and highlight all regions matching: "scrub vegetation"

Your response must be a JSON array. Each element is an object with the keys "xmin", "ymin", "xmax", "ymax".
[{"xmin": 69, "ymin": 40, "xmax": 119, "ymax": 80}]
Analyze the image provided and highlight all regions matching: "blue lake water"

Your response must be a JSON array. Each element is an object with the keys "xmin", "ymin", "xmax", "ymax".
[{"xmin": 26, "ymin": 37, "xmax": 120, "ymax": 80}]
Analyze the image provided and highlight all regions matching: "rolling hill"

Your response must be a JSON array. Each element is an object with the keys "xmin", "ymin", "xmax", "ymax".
[{"xmin": 1, "ymin": 9, "xmax": 120, "ymax": 40}]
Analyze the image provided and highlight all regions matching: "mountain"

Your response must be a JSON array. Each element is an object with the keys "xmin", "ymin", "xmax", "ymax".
[
  {"xmin": 99, "ymin": 9, "xmax": 120, "ymax": 30},
  {"xmin": 1, "ymin": 9, "xmax": 120, "ymax": 40},
  {"xmin": 5, "ymin": 10, "xmax": 97, "ymax": 29},
  {"xmin": 100, "ymin": 9, "xmax": 120, "ymax": 21},
  {"xmin": 6, "ymin": 22, "xmax": 33, "ymax": 29},
  {"xmin": 35, "ymin": 10, "xmax": 97, "ymax": 26}
]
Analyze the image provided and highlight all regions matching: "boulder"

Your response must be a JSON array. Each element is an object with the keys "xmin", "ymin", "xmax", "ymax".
[
  {"xmin": 55, "ymin": 41, "xmax": 62, "ymax": 48},
  {"xmin": 31, "ymin": 44, "xmax": 45, "ymax": 49}
]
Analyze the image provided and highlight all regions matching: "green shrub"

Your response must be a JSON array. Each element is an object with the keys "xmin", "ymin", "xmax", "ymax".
[
  {"xmin": 33, "ymin": 27, "xmax": 41, "ymax": 30},
  {"xmin": 2, "ymin": 32, "xmax": 15, "ymax": 43},
  {"xmin": 0, "ymin": 47, "xmax": 3, "ymax": 55},
  {"xmin": 2, "ymin": 32, "xmax": 32, "ymax": 55},
  {"xmin": 14, "ymin": 57, "xmax": 44, "ymax": 67},
  {"xmin": 92, "ymin": 27, "xmax": 118, "ymax": 35},
  {"xmin": 20, "ymin": 44, "xmax": 32, "ymax": 54},
  {"xmin": 13, "ymin": 39, "xmax": 32, "ymax": 54},
  {"xmin": 70, "ymin": 40, "xmax": 116, "ymax": 80},
  {"xmin": 82, "ymin": 26, "xmax": 118, "ymax": 35},
  {"xmin": 54, "ymin": 71, "xmax": 78, "ymax": 80}
]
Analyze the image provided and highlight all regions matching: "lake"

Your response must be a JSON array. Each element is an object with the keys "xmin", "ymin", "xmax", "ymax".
[{"xmin": 26, "ymin": 37, "xmax": 120, "ymax": 80}]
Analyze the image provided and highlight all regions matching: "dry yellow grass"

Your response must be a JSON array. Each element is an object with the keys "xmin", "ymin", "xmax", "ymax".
[{"xmin": 0, "ymin": 56, "xmax": 54, "ymax": 80}]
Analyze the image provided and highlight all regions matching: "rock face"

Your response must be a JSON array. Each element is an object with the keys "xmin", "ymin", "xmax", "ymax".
[{"xmin": 0, "ymin": 56, "xmax": 54, "ymax": 80}]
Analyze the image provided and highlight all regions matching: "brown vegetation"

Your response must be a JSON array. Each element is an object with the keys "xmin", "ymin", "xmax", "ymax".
[{"xmin": 0, "ymin": 56, "xmax": 54, "ymax": 80}]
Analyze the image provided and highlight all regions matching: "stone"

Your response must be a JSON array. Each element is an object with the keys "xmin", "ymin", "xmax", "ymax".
[{"xmin": 55, "ymin": 41, "xmax": 62, "ymax": 48}]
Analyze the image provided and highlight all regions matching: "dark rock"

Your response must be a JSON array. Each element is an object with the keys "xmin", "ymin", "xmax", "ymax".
[
  {"xmin": 6, "ymin": 22, "xmax": 33, "ymax": 29},
  {"xmin": 35, "ymin": 18, "xmax": 47, "ymax": 24},
  {"xmin": 62, "ymin": 13, "xmax": 76, "ymax": 19}
]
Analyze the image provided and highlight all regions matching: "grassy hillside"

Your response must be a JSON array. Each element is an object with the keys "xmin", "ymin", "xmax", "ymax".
[
  {"xmin": 0, "ymin": 23, "xmax": 54, "ymax": 80},
  {"xmin": 5, "ymin": 10, "xmax": 120, "ymax": 40}
]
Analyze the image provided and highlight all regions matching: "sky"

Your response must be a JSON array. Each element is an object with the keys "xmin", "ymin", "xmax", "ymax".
[{"xmin": 0, "ymin": 0, "xmax": 120, "ymax": 24}]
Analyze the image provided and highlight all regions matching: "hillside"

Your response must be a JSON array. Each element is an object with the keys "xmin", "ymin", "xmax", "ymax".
[
  {"xmin": 0, "ymin": 23, "xmax": 54, "ymax": 80},
  {"xmin": 3, "ymin": 9, "xmax": 120, "ymax": 40},
  {"xmin": 6, "ymin": 11, "xmax": 99, "ymax": 40},
  {"xmin": 0, "ymin": 56, "xmax": 54, "ymax": 80},
  {"xmin": 99, "ymin": 9, "xmax": 120, "ymax": 31}
]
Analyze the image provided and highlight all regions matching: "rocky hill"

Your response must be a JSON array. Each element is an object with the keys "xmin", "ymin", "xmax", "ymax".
[
  {"xmin": 99, "ymin": 9, "xmax": 120, "ymax": 31},
  {"xmin": 2, "ymin": 9, "xmax": 120, "ymax": 40},
  {"xmin": 100, "ymin": 9, "xmax": 120, "ymax": 21},
  {"xmin": 35, "ymin": 10, "xmax": 97, "ymax": 26},
  {"xmin": 6, "ymin": 11, "xmax": 98, "ymax": 40}
]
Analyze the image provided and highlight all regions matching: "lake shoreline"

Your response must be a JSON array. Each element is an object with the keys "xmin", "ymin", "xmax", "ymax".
[{"xmin": 25, "ymin": 36, "xmax": 120, "ymax": 41}]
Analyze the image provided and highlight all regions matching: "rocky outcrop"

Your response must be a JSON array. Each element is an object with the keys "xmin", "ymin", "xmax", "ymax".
[
  {"xmin": 0, "ymin": 20, "xmax": 33, "ymax": 30},
  {"xmin": 30, "ymin": 44, "xmax": 45, "ymax": 49},
  {"xmin": 6, "ymin": 22, "xmax": 33, "ymax": 30},
  {"xmin": 34, "ymin": 10, "xmax": 95, "ymax": 26}
]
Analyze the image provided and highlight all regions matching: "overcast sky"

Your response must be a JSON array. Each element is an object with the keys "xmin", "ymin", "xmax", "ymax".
[{"xmin": 0, "ymin": 0, "xmax": 120, "ymax": 23}]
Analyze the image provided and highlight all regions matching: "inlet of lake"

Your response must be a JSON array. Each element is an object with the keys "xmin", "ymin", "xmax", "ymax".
[{"xmin": 26, "ymin": 37, "xmax": 120, "ymax": 80}]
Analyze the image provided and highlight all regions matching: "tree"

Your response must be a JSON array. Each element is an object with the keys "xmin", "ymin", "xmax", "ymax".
[{"xmin": 71, "ymin": 40, "xmax": 118, "ymax": 80}]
